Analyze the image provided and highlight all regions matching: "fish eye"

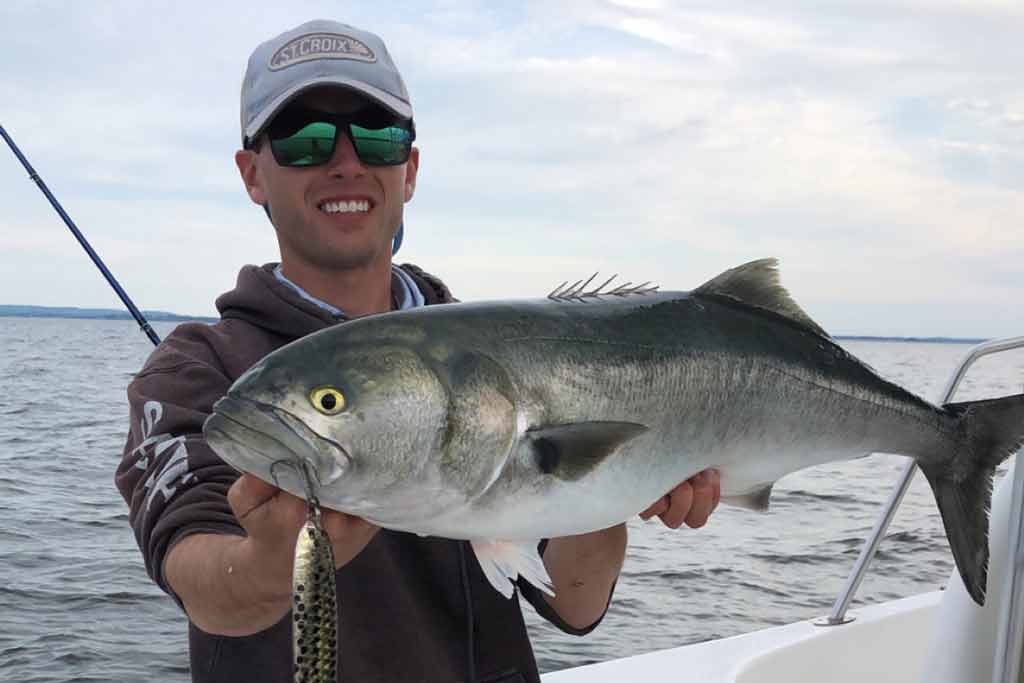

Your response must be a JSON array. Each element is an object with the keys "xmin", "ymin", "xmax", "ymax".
[{"xmin": 309, "ymin": 387, "xmax": 346, "ymax": 415}]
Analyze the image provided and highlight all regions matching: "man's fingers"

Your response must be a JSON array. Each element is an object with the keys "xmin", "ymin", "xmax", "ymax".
[
  {"xmin": 228, "ymin": 474, "xmax": 308, "ymax": 535},
  {"xmin": 659, "ymin": 481, "xmax": 694, "ymax": 529},
  {"xmin": 321, "ymin": 510, "xmax": 380, "ymax": 568},
  {"xmin": 642, "ymin": 468, "xmax": 721, "ymax": 529},
  {"xmin": 320, "ymin": 510, "xmax": 377, "ymax": 538},
  {"xmin": 684, "ymin": 470, "xmax": 717, "ymax": 529},
  {"xmin": 228, "ymin": 474, "xmax": 282, "ymax": 520},
  {"xmin": 639, "ymin": 496, "xmax": 669, "ymax": 521}
]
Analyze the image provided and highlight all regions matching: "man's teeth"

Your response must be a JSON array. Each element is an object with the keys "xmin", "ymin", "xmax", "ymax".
[{"xmin": 320, "ymin": 200, "xmax": 371, "ymax": 214}]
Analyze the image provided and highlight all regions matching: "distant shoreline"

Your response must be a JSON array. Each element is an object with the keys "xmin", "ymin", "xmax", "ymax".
[
  {"xmin": 1, "ymin": 305, "xmax": 989, "ymax": 344},
  {"xmin": 0, "ymin": 305, "xmax": 216, "ymax": 323},
  {"xmin": 834, "ymin": 335, "xmax": 986, "ymax": 345}
]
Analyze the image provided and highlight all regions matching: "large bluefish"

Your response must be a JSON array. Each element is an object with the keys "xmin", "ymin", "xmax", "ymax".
[{"xmin": 204, "ymin": 259, "xmax": 1024, "ymax": 605}]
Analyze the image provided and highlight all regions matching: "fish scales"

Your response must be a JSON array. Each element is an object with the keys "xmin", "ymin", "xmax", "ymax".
[{"xmin": 415, "ymin": 296, "xmax": 933, "ymax": 470}]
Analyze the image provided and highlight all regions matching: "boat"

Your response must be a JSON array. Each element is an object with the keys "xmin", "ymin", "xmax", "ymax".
[{"xmin": 543, "ymin": 336, "xmax": 1024, "ymax": 683}]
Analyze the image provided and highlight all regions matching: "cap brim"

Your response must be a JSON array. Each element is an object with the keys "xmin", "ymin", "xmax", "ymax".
[{"xmin": 243, "ymin": 76, "xmax": 413, "ymax": 146}]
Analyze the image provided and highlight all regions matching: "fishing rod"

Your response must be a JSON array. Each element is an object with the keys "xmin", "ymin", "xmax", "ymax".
[{"xmin": 0, "ymin": 124, "xmax": 160, "ymax": 347}]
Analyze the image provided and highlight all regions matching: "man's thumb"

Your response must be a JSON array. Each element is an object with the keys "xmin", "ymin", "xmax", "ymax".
[{"xmin": 228, "ymin": 474, "xmax": 281, "ymax": 520}]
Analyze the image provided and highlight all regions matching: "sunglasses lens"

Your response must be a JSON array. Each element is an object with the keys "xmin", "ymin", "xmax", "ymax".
[
  {"xmin": 350, "ymin": 125, "xmax": 413, "ymax": 165},
  {"xmin": 270, "ymin": 121, "xmax": 337, "ymax": 167}
]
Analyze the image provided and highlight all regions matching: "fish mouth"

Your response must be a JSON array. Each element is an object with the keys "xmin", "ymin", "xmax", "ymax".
[{"xmin": 203, "ymin": 395, "xmax": 351, "ymax": 499}]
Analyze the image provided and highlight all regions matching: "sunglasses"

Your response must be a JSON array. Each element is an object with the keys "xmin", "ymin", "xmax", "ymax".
[{"xmin": 261, "ymin": 106, "xmax": 416, "ymax": 168}]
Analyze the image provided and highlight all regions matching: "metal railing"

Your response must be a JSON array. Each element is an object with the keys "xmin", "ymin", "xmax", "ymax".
[
  {"xmin": 993, "ymin": 419, "xmax": 1024, "ymax": 683},
  {"xmin": 820, "ymin": 335, "xmax": 1024, "ymax": 627}
]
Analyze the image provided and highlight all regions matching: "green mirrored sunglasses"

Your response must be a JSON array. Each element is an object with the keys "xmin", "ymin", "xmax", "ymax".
[{"xmin": 262, "ymin": 106, "xmax": 415, "ymax": 168}]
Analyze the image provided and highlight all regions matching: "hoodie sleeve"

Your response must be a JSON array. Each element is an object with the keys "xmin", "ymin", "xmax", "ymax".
[{"xmin": 114, "ymin": 324, "xmax": 245, "ymax": 605}]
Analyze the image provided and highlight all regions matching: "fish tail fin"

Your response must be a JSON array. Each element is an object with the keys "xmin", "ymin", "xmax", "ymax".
[{"xmin": 920, "ymin": 393, "xmax": 1024, "ymax": 605}]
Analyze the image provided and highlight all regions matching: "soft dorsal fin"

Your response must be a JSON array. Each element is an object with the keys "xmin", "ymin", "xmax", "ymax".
[{"xmin": 694, "ymin": 258, "xmax": 828, "ymax": 337}]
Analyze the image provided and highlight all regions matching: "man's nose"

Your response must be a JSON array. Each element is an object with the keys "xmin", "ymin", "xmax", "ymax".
[{"xmin": 325, "ymin": 132, "xmax": 366, "ymax": 176}]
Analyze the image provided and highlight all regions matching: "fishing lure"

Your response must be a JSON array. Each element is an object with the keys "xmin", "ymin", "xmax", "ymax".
[{"xmin": 293, "ymin": 467, "xmax": 338, "ymax": 683}]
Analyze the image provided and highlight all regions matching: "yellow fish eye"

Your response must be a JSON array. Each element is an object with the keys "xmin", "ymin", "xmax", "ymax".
[{"xmin": 309, "ymin": 387, "xmax": 346, "ymax": 415}]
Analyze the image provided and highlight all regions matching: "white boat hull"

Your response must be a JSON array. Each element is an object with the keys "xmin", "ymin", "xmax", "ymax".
[{"xmin": 542, "ymin": 592, "xmax": 940, "ymax": 683}]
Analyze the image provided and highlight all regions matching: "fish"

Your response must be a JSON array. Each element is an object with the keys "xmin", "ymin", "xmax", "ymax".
[
  {"xmin": 292, "ymin": 497, "xmax": 338, "ymax": 683},
  {"xmin": 203, "ymin": 258, "xmax": 1024, "ymax": 606}
]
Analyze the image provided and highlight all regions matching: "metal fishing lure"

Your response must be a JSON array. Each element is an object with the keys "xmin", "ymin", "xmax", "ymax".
[{"xmin": 293, "ymin": 465, "xmax": 338, "ymax": 683}]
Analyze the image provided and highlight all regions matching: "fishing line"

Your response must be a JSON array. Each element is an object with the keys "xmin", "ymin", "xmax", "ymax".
[{"xmin": 0, "ymin": 125, "xmax": 160, "ymax": 347}]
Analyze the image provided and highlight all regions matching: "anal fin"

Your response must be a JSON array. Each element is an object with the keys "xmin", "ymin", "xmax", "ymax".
[{"xmin": 722, "ymin": 483, "xmax": 773, "ymax": 511}]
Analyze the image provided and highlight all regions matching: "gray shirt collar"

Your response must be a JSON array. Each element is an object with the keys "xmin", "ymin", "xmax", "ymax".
[{"xmin": 273, "ymin": 264, "xmax": 424, "ymax": 316}]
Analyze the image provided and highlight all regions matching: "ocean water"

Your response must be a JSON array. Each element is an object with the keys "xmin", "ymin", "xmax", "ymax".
[{"xmin": 1, "ymin": 317, "xmax": 1022, "ymax": 682}]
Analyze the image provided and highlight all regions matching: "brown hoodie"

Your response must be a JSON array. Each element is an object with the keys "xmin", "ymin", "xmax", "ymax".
[{"xmin": 115, "ymin": 263, "xmax": 602, "ymax": 683}]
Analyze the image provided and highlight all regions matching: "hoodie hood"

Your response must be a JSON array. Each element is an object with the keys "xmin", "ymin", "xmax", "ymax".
[{"xmin": 215, "ymin": 263, "xmax": 455, "ymax": 338}]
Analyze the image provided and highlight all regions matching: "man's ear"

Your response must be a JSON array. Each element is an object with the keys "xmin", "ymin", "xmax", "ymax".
[
  {"xmin": 403, "ymin": 147, "xmax": 420, "ymax": 203},
  {"xmin": 235, "ymin": 149, "xmax": 267, "ymax": 206}
]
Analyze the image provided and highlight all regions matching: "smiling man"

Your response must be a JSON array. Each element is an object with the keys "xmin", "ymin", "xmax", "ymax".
[
  {"xmin": 115, "ymin": 19, "xmax": 719, "ymax": 683},
  {"xmin": 238, "ymin": 84, "xmax": 417, "ymax": 317}
]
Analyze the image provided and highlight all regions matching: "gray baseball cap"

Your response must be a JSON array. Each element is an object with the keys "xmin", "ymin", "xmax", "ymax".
[{"xmin": 240, "ymin": 20, "xmax": 412, "ymax": 147}]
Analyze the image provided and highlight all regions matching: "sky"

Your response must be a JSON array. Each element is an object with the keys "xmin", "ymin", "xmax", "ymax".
[{"xmin": 1, "ymin": 0, "xmax": 1022, "ymax": 338}]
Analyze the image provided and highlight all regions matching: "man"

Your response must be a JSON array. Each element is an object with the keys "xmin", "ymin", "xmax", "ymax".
[{"xmin": 116, "ymin": 19, "xmax": 720, "ymax": 683}]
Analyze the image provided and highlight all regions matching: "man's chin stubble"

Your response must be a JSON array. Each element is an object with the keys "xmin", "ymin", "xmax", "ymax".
[
  {"xmin": 304, "ymin": 242, "xmax": 391, "ymax": 272},
  {"xmin": 276, "ymin": 216, "xmax": 394, "ymax": 273}
]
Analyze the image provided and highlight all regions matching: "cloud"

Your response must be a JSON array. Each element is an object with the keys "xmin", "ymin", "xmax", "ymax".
[{"xmin": 1, "ymin": 1, "xmax": 1021, "ymax": 337}]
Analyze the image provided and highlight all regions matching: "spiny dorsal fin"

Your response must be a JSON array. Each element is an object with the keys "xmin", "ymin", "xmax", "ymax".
[
  {"xmin": 694, "ymin": 258, "xmax": 828, "ymax": 337},
  {"xmin": 548, "ymin": 274, "xmax": 658, "ymax": 302}
]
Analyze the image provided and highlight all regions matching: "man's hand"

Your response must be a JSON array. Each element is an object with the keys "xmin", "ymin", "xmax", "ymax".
[
  {"xmin": 639, "ymin": 468, "xmax": 721, "ymax": 529},
  {"xmin": 166, "ymin": 473, "xmax": 378, "ymax": 637},
  {"xmin": 228, "ymin": 475, "xmax": 380, "ymax": 581}
]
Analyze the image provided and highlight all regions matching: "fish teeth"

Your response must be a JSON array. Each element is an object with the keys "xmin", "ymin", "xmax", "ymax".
[{"xmin": 320, "ymin": 199, "xmax": 370, "ymax": 214}]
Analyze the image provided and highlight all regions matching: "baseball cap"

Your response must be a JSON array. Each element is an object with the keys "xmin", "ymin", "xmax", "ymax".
[{"xmin": 240, "ymin": 20, "xmax": 413, "ymax": 148}]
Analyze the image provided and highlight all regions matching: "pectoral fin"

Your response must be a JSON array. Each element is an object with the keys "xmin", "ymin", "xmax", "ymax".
[
  {"xmin": 527, "ymin": 421, "xmax": 648, "ymax": 481},
  {"xmin": 470, "ymin": 539, "xmax": 554, "ymax": 599}
]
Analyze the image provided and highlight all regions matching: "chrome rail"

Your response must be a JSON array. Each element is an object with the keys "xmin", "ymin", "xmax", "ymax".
[
  {"xmin": 993, "ymin": 432, "xmax": 1024, "ymax": 683},
  {"xmin": 820, "ymin": 335, "xmax": 1024, "ymax": 627}
]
